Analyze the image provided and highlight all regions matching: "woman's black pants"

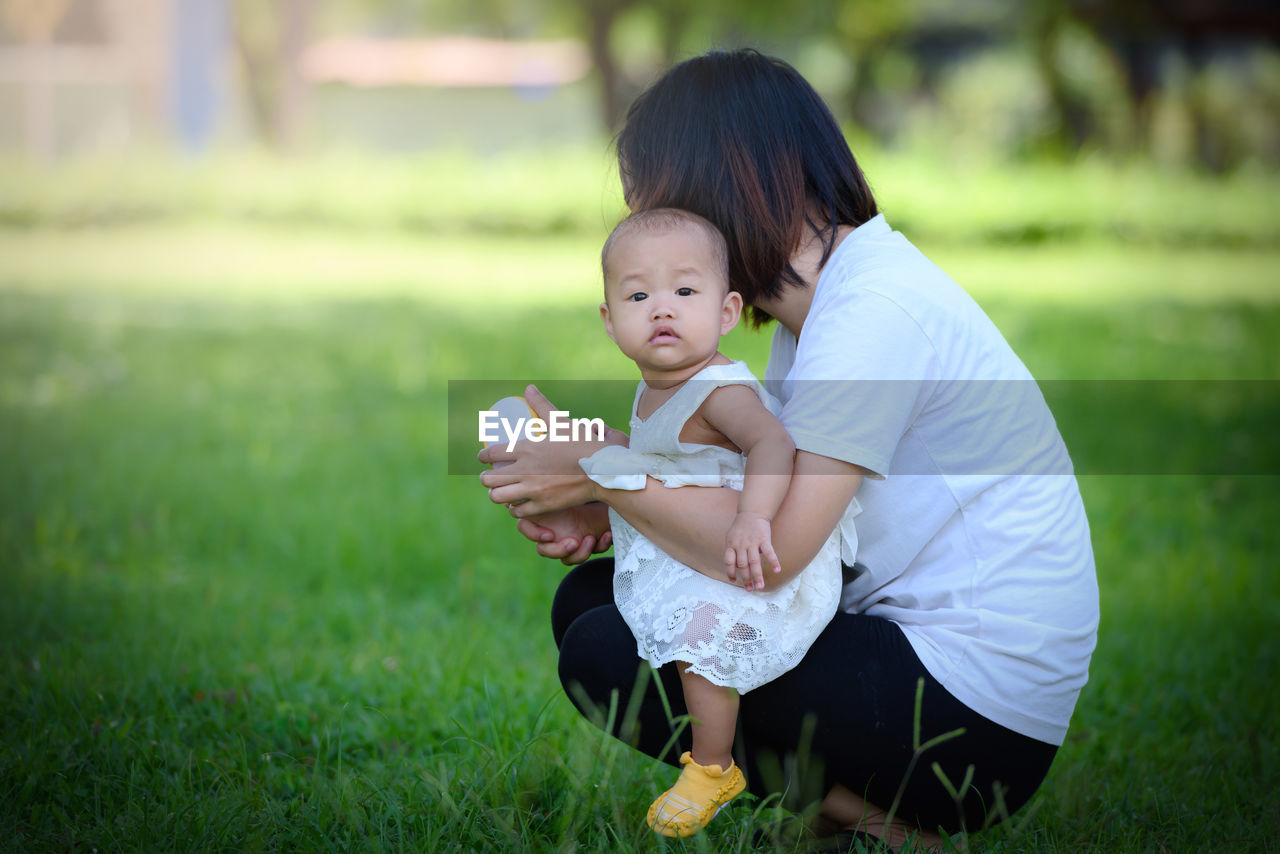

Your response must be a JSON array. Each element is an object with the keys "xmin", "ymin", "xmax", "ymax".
[{"xmin": 552, "ymin": 558, "xmax": 1058, "ymax": 833}]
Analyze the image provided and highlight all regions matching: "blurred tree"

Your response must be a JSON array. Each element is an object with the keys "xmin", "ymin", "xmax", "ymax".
[
  {"xmin": 835, "ymin": 1, "xmax": 918, "ymax": 141},
  {"xmin": 233, "ymin": 0, "xmax": 316, "ymax": 150},
  {"xmin": 650, "ymin": 0, "xmax": 692, "ymax": 68},
  {"xmin": 580, "ymin": 0, "xmax": 639, "ymax": 131},
  {"xmin": 831, "ymin": 0, "xmax": 1013, "ymax": 143},
  {"xmin": 1027, "ymin": 0, "xmax": 1097, "ymax": 152},
  {"xmin": 554, "ymin": 0, "xmax": 760, "ymax": 132},
  {"xmin": 590, "ymin": 0, "xmax": 821, "ymax": 129},
  {"xmin": 1056, "ymin": 0, "xmax": 1280, "ymax": 170}
]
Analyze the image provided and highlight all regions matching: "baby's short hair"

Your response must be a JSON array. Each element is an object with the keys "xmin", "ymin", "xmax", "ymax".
[{"xmin": 601, "ymin": 207, "xmax": 730, "ymax": 288}]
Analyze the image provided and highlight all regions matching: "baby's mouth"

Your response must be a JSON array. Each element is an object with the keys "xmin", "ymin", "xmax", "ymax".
[{"xmin": 649, "ymin": 326, "xmax": 679, "ymax": 344}]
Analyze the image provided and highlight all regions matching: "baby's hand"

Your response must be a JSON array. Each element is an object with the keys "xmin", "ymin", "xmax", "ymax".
[{"xmin": 724, "ymin": 512, "xmax": 780, "ymax": 591}]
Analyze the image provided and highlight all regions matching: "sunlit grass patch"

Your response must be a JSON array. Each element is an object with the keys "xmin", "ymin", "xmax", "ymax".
[
  {"xmin": 1, "ymin": 146, "xmax": 1276, "ymax": 249},
  {"xmin": 0, "ymin": 224, "xmax": 604, "ymax": 308},
  {"xmin": 3, "ymin": 224, "xmax": 1277, "ymax": 315},
  {"xmin": 930, "ymin": 242, "xmax": 1280, "ymax": 308}
]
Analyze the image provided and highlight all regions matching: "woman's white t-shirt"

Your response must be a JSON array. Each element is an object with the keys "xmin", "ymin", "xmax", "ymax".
[{"xmin": 765, "ymin": 214, "xmax": 1099, "ymax": 746}]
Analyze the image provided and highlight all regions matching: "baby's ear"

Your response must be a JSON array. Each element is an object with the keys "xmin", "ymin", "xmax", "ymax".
[
  {"xmin": 600, "ymin": 302, "xmax": 616, "ymax": 342},
  {"xmin": 720, "ymin": 290, "xmax": 743, "ymax": 334}
]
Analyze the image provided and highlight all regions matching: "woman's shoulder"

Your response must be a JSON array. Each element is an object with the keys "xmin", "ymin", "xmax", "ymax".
[
  {"xmin": 805, "ymin": 229, "xmax": 1034, "ymax": 384},
  {"xmin": 818, "ymin": 225, "xmax": 940, "ymax": 306},
  {"xmin": 813, "ymin": 225, "xmax": 989, "ymax": 339}
]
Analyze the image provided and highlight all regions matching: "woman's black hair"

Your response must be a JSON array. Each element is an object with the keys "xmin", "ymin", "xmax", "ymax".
[{"xmin": 615, "ymin": 48, "xmax": 878, "ymax": 327}]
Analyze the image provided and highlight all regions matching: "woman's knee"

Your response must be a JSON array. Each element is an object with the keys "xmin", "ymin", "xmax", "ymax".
[
  {"xmin": 557, "ymin": 606, "xmax": 689, "ymax": 764},
  {"xmin": 550, "ymin": 557, "xmax": 615, "ymax": 648},
  {"xmin": 555, "ymin": 602, "xmax": 635, "ymax": 709}
]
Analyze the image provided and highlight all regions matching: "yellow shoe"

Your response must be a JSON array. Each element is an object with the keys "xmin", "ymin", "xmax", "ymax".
[{"xmin": 646, "ymin": 751, "xmax": 746, "ymax": 838}]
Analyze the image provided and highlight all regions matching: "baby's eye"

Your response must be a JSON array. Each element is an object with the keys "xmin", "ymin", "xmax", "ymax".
[
  {"xmin": 675, "ymin": 287, "xmax": 694, "ymax": 296},
  {"xmin": 626, "ymin": 292, "xmax": 648, "ymax": 302}
]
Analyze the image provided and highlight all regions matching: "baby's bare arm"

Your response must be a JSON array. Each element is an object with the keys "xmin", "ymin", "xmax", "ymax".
[
  {"xmin": 699, "ymin": 384, "xmax": 795, "ymax": 521},
  {"xmin": 699, "ymin": 385, "xmax": 795, "ymax": 587}
]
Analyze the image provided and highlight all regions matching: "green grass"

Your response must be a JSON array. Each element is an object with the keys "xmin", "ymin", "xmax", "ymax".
[
  {"xmin": 1, "ymin": 224, "xmax": 1277, "ymax": 315},
  {"xmin": 2, "ymin": 151, "xmax": 1279, "ymax": 852},
  {"xmin": 2, "ymin": 146, "xmax": 1277, "ymax": 248}
]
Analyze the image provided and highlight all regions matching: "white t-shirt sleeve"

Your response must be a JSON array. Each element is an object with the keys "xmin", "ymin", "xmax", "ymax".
[{"xmin": 780, "ymin": 288, "xmax": 937, "ymax": 478}]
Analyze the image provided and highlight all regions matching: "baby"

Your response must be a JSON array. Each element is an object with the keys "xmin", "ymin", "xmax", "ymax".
[{"xmin": 579, "ymin": 208, "xmax": 842, "ymax": 837}]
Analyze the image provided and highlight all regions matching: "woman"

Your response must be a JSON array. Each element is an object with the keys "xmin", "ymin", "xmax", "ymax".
[{"xmin": 480, "ymin": 49, "xmax": 1098, "ymax": 850}]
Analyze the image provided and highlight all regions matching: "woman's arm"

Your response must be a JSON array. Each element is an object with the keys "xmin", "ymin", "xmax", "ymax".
[
  {"xmin": 596, "ymin": 450, "xmax": 864, "ymax": 590},
  {"xmin": 479, "ymin": 386, "xmax": 864, "ymax": 586}
]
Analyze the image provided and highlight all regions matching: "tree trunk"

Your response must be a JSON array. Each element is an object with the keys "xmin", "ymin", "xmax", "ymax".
[
  {"xmin": 232, "ymin": 10, "xmax": 274, "ymax": 145},
  {"xmin": 847, "ymin": 51, "xmax": 888, "ymax": 143},
  {"xmin": 1032, "ymin": 7, "xmax": 1094, "ymax": 151},
  {"xmin": 1183, "ymin": 37, "xmax": 1228, "ymax": 173},
  {"xmin": 583, "ymin": 0, "xmax": 634, "ymax": 133},
  {"xmin": 232, "ymin": 0, "xmax": 315, "ymax": 150},
  {"xmin": 1111, "ymin": 36, "xmax": 1160, "ymax": 155},
  {"xmin": 274, "ymin": 0, "xmax": 314, "ymax": 151}
]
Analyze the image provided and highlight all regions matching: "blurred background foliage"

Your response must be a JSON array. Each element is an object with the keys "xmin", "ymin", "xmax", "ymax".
[{"xmin": 0, "ymin": 0, "xmax": 1278, "ymax": 170}]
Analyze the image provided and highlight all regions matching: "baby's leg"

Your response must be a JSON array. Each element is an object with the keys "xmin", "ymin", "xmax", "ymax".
[
  {"xmin": 645, "ymin": 663, "xmax": 747, "ymax": 837},
  {"xmin": 678, "ymin": 662, "xmax": 738, "ymax": 770}
]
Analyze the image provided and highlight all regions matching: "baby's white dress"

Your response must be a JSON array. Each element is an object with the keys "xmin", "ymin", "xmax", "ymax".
[{"xmin": 579, "ymin": 361, "xmax": 849, "ymax": 693}]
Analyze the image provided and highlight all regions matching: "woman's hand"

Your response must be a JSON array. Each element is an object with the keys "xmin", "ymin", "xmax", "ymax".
[
  {"xmin": 477, "ymin": 385, "xmax": 625, "ymax": 516},
  {"xmin": 516, "ymin": 502, "xmax": 614, "ymax": 566}
]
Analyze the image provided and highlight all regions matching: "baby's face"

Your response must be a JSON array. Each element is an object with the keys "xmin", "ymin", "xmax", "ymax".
[{"xmin": 601, "ymin": 225, "xmax": 740, "ymax": 376}]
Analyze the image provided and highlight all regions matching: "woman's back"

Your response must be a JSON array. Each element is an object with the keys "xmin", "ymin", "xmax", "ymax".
[{"xmin": 765, "ymin": 214, "xmax": 1099, "ymax": 745}]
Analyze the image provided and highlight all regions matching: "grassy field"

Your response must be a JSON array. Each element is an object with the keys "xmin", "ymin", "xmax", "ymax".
[{"xmin": 1, "ymin": 150, "xmax": 1278, "ymax": 852}]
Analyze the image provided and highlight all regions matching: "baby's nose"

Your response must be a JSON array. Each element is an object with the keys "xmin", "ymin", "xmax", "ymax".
[{"xmin": 651, "ymin": 300, "xmax": 675, "ymax": 319}]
